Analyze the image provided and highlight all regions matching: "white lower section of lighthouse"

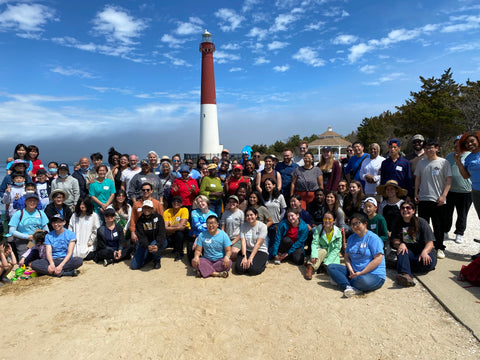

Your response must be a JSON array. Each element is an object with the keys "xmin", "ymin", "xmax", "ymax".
[{"xmin": 200, "ymin": 103, "xmax": 223, "ymax": 157}]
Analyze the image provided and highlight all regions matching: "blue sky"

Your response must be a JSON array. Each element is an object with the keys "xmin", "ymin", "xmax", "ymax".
[{"xmin": 0, "ymin": 0, "xmax": 479, "ymax": 162}]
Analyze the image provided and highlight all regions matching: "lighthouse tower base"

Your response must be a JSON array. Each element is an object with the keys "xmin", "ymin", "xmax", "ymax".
[{"xmin": 200, "ymin": 103, "xmax": 223, "ymax": 158}]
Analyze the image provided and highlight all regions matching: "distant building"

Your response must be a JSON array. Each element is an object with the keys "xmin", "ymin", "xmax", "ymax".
[{"xmin": 308, "ymin": 127, "xmax": 351, "ymax": 162}]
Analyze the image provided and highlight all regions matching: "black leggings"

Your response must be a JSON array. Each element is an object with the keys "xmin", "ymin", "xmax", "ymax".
[{"xmin": 235, "ymin": 250, "xmax": 268, "ymax": 276}]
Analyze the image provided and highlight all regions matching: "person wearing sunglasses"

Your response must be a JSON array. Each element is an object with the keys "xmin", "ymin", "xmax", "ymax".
[
  {"xmin": 293, "ymin": 141, "xmax": 309, "ymax": 166},
  {"xmin": 327, "ymin": 212, "xmax": 385, "ymax": 297},
  {"xmin": 390, "ymin": 200, "xmax": 437, "ymax": 287}
]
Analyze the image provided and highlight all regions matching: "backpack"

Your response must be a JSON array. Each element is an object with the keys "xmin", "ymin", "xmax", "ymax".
[{"xmin": 459, "ymin": 257, "xmax": 480, "ymax": 286}]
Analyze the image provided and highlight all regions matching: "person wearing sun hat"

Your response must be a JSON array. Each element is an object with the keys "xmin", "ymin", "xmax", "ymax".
[
  {"xmin": 44, "ymin": 189, "xmax": 73, "ymax": 230},
  {"xmin": 376, "ymin": 180, "xmax": 407, "ymax": 232},
  {"xmin": 199, "ymin": 163, "xmax": 224, "ymax": 218}
]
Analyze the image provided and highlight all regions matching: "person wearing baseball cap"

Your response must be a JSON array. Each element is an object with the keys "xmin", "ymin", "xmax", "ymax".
[
  {"xmin": 363, "ymin": 197, "xmax": 388, "ymax": 244},
  {"xmin": 199, "ymin": 163, "xmax": 224, "ymax": 218},
  {"xmin": 30, "ymin": 213, "xmax": 83, "ymax": 277},
  {"xmin": 130, "ymin": 199, "xmax": 166, "ymax": 270},
  {"xmin": 406, "ymin": 134, "xmax": 427, "ymax": 177}
]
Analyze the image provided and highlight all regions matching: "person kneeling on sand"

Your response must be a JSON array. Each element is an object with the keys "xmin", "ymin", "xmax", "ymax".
[
  {"xmin": 390, "ymin": 201, "xmax": 437, "ymax": 287},
  {"xmin": 191, "ymin": 215, "xmax": 232, "ymax": 278},
  {"xmin": 30, "ymin": 214, "xmax": 83, "ymax": 277},
  {"xmin": 130, "ymin": 200, "xmax": 166, "ymax": 270},
  {"xmin": 270, "ymin": 208, "xmax": 308, "ymax": 265},
  {"xmin": 327, "ymin": 212, "xmax": 385, "ymax": 297},
  {"xmin": 305, "ymin": 211, "xmax": 342, "ymax": 280}
]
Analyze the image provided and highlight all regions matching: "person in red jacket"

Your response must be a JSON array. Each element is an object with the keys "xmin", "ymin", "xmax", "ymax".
[{"xmin": 171, "ymin": 164, "xmax": 199, "ymax": 212}]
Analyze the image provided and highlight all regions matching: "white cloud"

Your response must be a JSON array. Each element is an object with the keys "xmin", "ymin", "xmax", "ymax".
[
  {"xmin": 364, "ymin": 72, "xmax": 405, "ymax": 86},
  {"xmin": 214, "ymin": 50, "xmax": 240, "ymax": 64},
  {"xmin": 442, "ymin": 15, "xmax": 480, "ymax": 33},
  {"xmin": 163, "ymin": 53, "xmax": 192, "ymax": 67},
  {"xmin": 174, "ymin": 20, "xmax": 202, "ymax": 35},
  {"xmin": 332, "ymin": 34, "xmax": 358, "ymax": 45},
  {"xmin": 223, "ymin": 43, "xmax": 240, "ymax": 50},
  {"xmin": 359, "ymin": 65, "xmax": 376, "ymax": 74},
  {"xmin": 447, "ymin": 42, "xmax": 480, "ymax": 52},
  {"xmin": 323, "ymin": 7, "xmax": 348, "ymax": 17},
  {"xmin": 273, "ymin": 65, "xmax": 290, "ymax": 72},
  {"xmin": 348, "ymin": 43, "xmax": 373, "ymax": 63},
  {"xmin": 270, "ymin": 13, "xmax": 296, "ymax": 32},
  {"xmin": 50, "ymin": 66, "xmax": 96, "ymax": 79},
  {"xmin": 215, "ymin": 8, "xmax": 245, "ymax": 32},
  {"xmin": 229, "ymin": 67, "xmax": 243, "ymax": 72},
  {"xmin": 292, "ymin": 47, "xmax": 325, "ymax": 67},
  {"xmin": 0, "ymin": 91, "xmax": 88, "ymax": 102},
  {"xmin": 254, "ymin": 57, "xmax": 270, "ymax": 65},
  {"xmin": 52, "ymin": 36, "xmax": 136, "ymax": 59},
  {"xmin": 84, "ymin": 86, "xmax": 132, "ymax": 95},
  {"xmin": 242, "ymin": 0, "xmax": 260, "ymax": 12},
  {"xmin": 189, "ymin": 16, "xmax": 203, "ymax": 25},
  {"xmin": 0, "ymin": 3, "xmax": 56, "ymax": 36},
  {"xmin": 267, "ymin": 40, "xmax": 289, "ymax": 50},
  {"xmin": 246, "ymin": 27, "xmax": 268, "ymax": 40},
  {"xmin": 304, "ymin": 21, "xmax": 325, "ymax": 31},
  {"xmin": 160, "ymin": 34, "xmax": 188, "ymax": 48},
  {"xmin": 92, "ymin": 5, "xmax": 147, "ymax": 44}
]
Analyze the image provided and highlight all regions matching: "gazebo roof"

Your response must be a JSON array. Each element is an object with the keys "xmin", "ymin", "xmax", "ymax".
[{"xmin": 308, "ymin": 126, "xmax": 351, "ymax": 147}]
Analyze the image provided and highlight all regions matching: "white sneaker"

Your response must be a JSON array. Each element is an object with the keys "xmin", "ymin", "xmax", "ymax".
[
  {"xmin": 344, "ymin": 285, "xmax": 363, "ymax": 298},
  {"xmin": 455, "ymin": 234, "xmax": 463, "ymax": 244},
  {"xmin": 274, "ymin": 259, "xmax": 281, "ymax": 265},
  {"xmin": 437, "ymin": 249, "xmax": 446, "ymax": 259},
  {"xmin": 444, "ymin": 232, "xmax": 450, "ymax": 240}
]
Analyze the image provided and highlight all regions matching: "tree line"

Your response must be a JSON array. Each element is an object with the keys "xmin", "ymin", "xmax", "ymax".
[{"xmin": 251, "ymin": 68, "xmax": 479, "ymax": 156}]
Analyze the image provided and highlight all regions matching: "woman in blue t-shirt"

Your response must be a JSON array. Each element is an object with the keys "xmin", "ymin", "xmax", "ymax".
[{"xmin": 327, "ymin": 212, "xmax": 386, "ymax": 298}]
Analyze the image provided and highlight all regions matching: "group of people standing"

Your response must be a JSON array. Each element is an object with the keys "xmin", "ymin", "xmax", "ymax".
[{"xmin": 1, "ymin": 133, "xmax": 479, "ymax": 298}]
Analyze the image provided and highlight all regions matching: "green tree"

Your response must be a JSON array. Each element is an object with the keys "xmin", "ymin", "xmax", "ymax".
[
  {"xmin": 356, "ymin": 111, "xmax": 397, "ymax": 147},
  {"xmin": 395, "ymin": 68, "xmax": 464, "ymax": 145},
  {"xmin": 456, "ymin": 79, "xmax": 480, "ymax": 131}
]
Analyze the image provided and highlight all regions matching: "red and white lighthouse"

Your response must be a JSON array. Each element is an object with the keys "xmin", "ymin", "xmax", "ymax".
[{"xmin": 199, "ymin": 30, "xmax": 222, "ymax": 157}]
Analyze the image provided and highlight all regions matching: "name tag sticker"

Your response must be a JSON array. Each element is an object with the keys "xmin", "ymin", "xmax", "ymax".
[
  {"xmin": 35, "ymin": 213, "xmax": 41, "ymax": 218},
  {"xmin": 211, "ymin": 184, "xmax": 216, "ymax": 187},
  {"xmin": 175, "ymin": 216, "xmax": 181, "ymax": 222},
  {"xmin": 395, "ymin": 166, "xmax": 403, "ymax": 171},
  {"xmin": 370, "ymin": 224, "xmax": 377, "ymax": 230},
  {"xmin": 103, "ymin": 186, "xmax": 109, "ymax": 190},
  {"xmin": 138, "ymin": 208, "xmax": 142, "ymax": 212},
  {"xmin": 432, "ymin": 170, "xmax": 440, "ymax": 176},
  {"xmin": 113, "ymin": 232, "xmax": 118, "ymax": 237},
  {"xmin": 141, "ymin": 177, "xmax": 147, "ymax": 181},
  {"xmin": 154, "ymin": 217, "xmax": 158, "ymax": 223}
]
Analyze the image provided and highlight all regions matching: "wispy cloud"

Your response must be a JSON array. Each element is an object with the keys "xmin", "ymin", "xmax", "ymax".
[
  {"xmin": 214, "ymin": 50, "xmax": 240, "ymax": 64},
  {"xmin": 442, "ymin": 15, "xmax": 480, "ymax": 33},
  {"xmin": 364, "ymin": 72, "xmax": 405, "ymax": 86},
  {"xmin": 0, "ymin": 3, "xmax": 57, "ymax": 38},
  {"xmin": 273, "ymin": 65, "xmax": 290, "ymax": 72},
  {"xmin": 447, "ymin": 42, "xmax": 480, "ymax": 52},
  {"xmin": 92, "ymin": 5, "xmax": 147, "ymax": 45},
  {"xmin": 270, "ymin": 13, "xmax": 296, "ymax": 32},
  {"xmin": 347, "ymin": 24, "xmax": 438, "ymax": 63},
  {"xmin": 84, "ymin": 86, "xmax": 133, "ymax": 94},
  {"xmin": 254, "ymin": 57, "xmax": 270, "ymax": 65},
  {"xmin": 332, "ymin": 34, "xmax": 358, "ymax": 45},
  {"xmin": 164, "ymin": 53, "xmax": 192, "ymax": 67},
  {"xmin": 229, "ymin": 67, "xmax": 243, "ymax": 72},
  {"xmin": 242, "ymin": 0, "xmax": 260, "ymax": 12},
  {"xmin": 304, "ymin": 21, "xmax": 325, "ymax": 31},
  {"xmin": 52, "ymin": 36, "xmax": 136, "ymax": 60},
  {"xmin": 246, "ymin": 27, "xmax": 268, "ymax": 40},
  {"xmin": 50, "ymin": 66, "xmax": 96, "ymax": 79},
  {"xmin": 267, "ymin": 40, "xmax": 289, "ymax": 50},
  {"xmin": 215, "ymin": 8, "xmax": 245, "ymax": 32},
  {"xmin": 174, "ymin": 18, "xmax": 203, "ymax": 35},
  {"xmin": 292, "ymin": 47, "xmax": 325, "ymax": 67},
  {"xmin": 160, "ymin": 33, "xmax": 188, "ymax": 48},
  {"xmin": 359, "ymin": 65, "xmax": 376, "ymax": 74},
  {"xmin": 0, "ymin": 91, "xmax": 88, "ymax": 102},
  {"xmin": 223, "ymin": 43, "xmax": 241, "ymax": 50}
]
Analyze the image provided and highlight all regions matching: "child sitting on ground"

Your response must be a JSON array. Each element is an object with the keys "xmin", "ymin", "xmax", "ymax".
[
  {"xmin": 18, "ymin": 230, "xmax": 47, "ymax": 267},
  {"xmin": 0, "ymin": 242, "xmax": 17, "ymax": 285}
]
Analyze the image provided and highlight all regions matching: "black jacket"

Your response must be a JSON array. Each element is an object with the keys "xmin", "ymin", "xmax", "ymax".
[
  {"xmin": 97, "ymin": 223, "xmax": 126, "ymax": 251},
  {"xmin": 72, "ymin": 169, "xmax": 88, "ymax": 199},
  {"xmin": 136, "ymin": 212, "xmax": 166, "ymax": 249},
  {"xmin": 44, "ymin": 203, "xmax": 73, "ymax": 230}
]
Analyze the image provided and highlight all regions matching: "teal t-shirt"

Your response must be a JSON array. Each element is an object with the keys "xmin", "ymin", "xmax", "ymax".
[{"xmin": 89, "ymin": 178, "xmax": 116, "ymax": 213}]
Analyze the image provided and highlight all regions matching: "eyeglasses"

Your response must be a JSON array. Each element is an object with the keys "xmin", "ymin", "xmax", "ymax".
[
  {"xmin": 347, "ymin": 149, "xmax": 353, "ymax": 152},
  {"xmin": 299, "ymin": 147, "xmax": 306, "ymax": 150},
  {"xmin": 141, "ymin": 189, "xmax": 151, "ymax": 192},
  {"xmin": 412, "ymin": 140, "xmax": 423, "ymax": 144},
  {"xmin": 173, "ymin": 159, "xmax": 181, "ymax": 163},
  {"xmin": 323, "ymin": 218, "xmax": 334, "ymax": 223},
  {"xmin": 185, "ymin": 162, "xmax": 193, "ymax": 165},
  {"xmin": 401, "ymin": 206, "xmax": 413, "ymax": 211},
  {"xmin": 351, "ymin": 221, "xmax": 362, "ymax": 227}
]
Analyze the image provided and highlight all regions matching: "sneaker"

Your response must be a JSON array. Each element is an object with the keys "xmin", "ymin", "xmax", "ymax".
[
  {"xmin": 174, "ymin": 254, "xmax": 183, "ymax": 262},
  {"xmin": 153, "ymin": 261, "xmax": 161, "ymax": 269},
  {"xmin": 344, "ymin": 285, "xmax": 363, "ymax": 298},
  {"xmin": 63, "ymin": 269, "xmax": 79, "ymax": 277},
  {"xmin": 274, "ymin": 259, "xmax": 281, "ymax": 265},
  {"xmin": 396, "ymin": 273, "xmax": 415, "ymax": 287},
  {"xmin": 437, "ymin": 249, "xmax": 446, "ymax": 259},
  {"xmin": 1, "ymin": 277, "xmax": 12, "ymax": 284},
  {"xmin": 455, "ymin": 234, "xmax": 463, "ymax": 244},
  {"xmin": 444, "ymin": 232, "xmax": 450, "ymax": 240},
  {"xmin": 103, "ymin": 259, "xmax": 113, "ymax": 267}
]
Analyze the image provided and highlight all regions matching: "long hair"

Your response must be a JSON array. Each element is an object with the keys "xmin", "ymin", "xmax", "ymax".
[
  {"xmin": 350, "ymin": 180, "xmax": 365, "ymax": 205},
  {"xmin": 27, "ymin": 145, "xmax": 39, "ymax": 161},
  {"xmin": 13, "ymin": 143, "xmax": 27, "ymax": 160},
  {"xmin": 318, "ymin": 150, "xmax": 334, "ymax": 171},
  {"xmin": 108, "ymin": 147, "xmax": 121, "ymax": 166},
  {"xmin": 249, "ymin": 190, "xmax": 266, "ymax": 207},
  {"xmin": 324, "ymin": 191, "xmax": 339, "ymax": 214},
  {"xmin": 262, "ymin": 178, "xmax": 281, "ymax": 202},
  {"xmin": 402, "ymin": 200, "xmax": 419, "ymax": 241},
  {"xmin": 113, "ymin": 190, "xmax": 129, "ymax": 213},
  {"xmin": 75, "ymin": 197, "xmax": 94, "ymax": 216}
]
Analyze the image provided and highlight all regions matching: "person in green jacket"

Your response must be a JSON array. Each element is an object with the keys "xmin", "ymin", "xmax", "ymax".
[
  {"xmin": 363, "ymin": 197, "xmax": 389, "ymax": 244},
  {"xmin": 305, "ymin": 211, "xmax": 343, "ymax": 280},
  {"xmin": 199, "ymin": 163, "xmax": 224, "ymax": 218}
]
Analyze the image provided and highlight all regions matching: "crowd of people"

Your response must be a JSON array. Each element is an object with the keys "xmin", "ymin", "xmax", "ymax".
[{"xmin": 1, "ymin": 132, "xmax": 479, "ymax": 298}]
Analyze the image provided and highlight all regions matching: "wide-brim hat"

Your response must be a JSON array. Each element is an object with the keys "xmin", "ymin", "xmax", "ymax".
[
  {"xmin": 49, "ymin": 189, "xmax": 69, "ymax": 201},
  {"xmin": 376, "ymin": 180, "xmax": 407, "ymax": 197}
]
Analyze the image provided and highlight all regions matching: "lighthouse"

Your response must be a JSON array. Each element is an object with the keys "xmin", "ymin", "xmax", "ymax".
[{"xmin": 199, "ymin": 30, "xmax": 222, "ymax": 158}]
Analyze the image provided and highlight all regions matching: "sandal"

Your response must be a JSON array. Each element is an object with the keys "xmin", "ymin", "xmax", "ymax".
[
  {"xmin": 218, "ymin": 271, "xmax": 229, "ymax": 278},
  {"xmin": 396, "ymin": 273, "xmax": 415, "ymax": 287}
]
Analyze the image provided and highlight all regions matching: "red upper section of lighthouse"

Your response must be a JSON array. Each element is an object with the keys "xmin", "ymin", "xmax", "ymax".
[{"xmin": 200, "ymin": 36, "xmax": 216, "ymax": 105}]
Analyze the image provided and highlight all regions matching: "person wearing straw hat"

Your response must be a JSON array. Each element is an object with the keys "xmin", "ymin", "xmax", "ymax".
[
  {"xmin": 376, "ymin": 180, "xmax": 407, "ymax": 232},
  {"xmin": 44, "ymin": 189, "xmax": 73, "ymax": 230}
]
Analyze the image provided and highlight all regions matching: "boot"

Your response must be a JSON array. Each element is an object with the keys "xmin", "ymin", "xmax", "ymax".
[{"xmin": 305, "ymin": 265, "xmax": 314, "ymax": 280}]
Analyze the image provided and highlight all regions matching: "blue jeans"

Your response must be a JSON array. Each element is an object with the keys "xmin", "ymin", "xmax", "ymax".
[
  {"xmin": 209, "ymin": 199, "xmax": 223, "ymax": 219},
  {"xmin": 396, "ymin": 249, "xmax": 436, "ymax": 277},
  {"xmin": 130, "ymin": 240, "xmax": 166, "ymax": 270},
  {"xmin": 327, "ymin": 263, "xmax": 385, "ymax": 292}
]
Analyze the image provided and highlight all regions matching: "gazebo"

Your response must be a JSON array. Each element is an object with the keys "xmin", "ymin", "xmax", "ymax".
[{"xmin": 308, "ymin": 127, "xmax": 352, "ymax": 162}]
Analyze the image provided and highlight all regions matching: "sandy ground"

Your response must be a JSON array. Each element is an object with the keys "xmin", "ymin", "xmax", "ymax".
[{"xmin": 1, "ymin": 250, "xmax": 479, "ymax": 360}]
